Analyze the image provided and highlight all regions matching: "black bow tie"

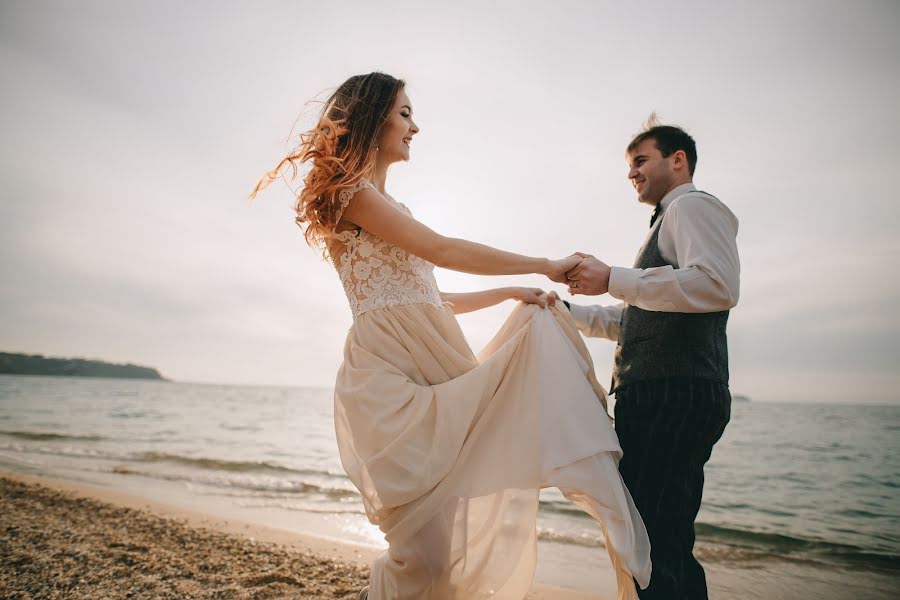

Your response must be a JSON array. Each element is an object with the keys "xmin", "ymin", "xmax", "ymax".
[{"xmin": 650, "ymin": 204, "xmax": 663, "ymax": 228}]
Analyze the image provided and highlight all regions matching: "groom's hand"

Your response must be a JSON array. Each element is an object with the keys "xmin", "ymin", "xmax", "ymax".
[{"xmin": 565, "ymin": 252, "xmax": 611, "ymax": 296}]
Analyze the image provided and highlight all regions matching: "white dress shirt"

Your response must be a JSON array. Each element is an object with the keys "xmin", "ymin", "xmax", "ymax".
[{"xmin": 569, "ymin": 183, "xmax": 740, "ymax": 341}]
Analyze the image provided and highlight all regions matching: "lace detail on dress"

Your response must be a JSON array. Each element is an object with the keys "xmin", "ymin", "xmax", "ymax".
[
  {"xmin": 329, "ymin": 184, "xmax": 443, "ymax": 319},
  {"xmin": 333, "ymin": 180, "xmax": 372, "ymax": 235}
]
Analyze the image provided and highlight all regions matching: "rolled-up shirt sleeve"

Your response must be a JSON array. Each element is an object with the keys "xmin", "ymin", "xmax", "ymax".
[
  {"xmin": 567, "ymin": 302, "xmax": 624, "ymax": 341},
  {"xmin": 608, "ymin": 193, "xmax": 740, "ymax": 313}
]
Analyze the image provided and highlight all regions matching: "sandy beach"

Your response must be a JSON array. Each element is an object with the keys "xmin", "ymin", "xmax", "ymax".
[{"xmin": 0, "ymin": 471, "xmax": 599, "ymax": 600}]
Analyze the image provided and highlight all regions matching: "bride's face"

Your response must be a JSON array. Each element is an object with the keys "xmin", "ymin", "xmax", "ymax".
[
  {"xmin": 627, "ymin": 139, "xmax": 678, "ymax": 206},
  {"xmin": 377, "ymin": 89, "xmax": 419, "ymax": 164}
]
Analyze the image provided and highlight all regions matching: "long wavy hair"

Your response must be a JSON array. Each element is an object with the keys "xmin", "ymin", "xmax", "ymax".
[{"xmin": 250, "ymin": 73, "xmax": 405, "ymax": 253}]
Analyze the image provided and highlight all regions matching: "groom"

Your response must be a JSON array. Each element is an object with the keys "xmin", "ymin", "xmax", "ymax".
[{"xmin": 552, "ymin": 119, "xmax": 740, "ymax": 599}]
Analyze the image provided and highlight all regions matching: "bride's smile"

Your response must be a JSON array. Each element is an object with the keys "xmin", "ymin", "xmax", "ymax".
[{"xmin": 376, "ymin": 88, "xmax": 419, "ymax": 164}]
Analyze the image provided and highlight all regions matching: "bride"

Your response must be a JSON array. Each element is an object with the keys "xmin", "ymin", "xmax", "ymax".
[{"xmin": 252, "ymin": 72, "xmax": 651, "ymax": 600}]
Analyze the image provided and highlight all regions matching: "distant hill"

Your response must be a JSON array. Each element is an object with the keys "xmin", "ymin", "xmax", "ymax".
[{"xmin": 0, "ymin": 352, "xmax": 166, "ymax": 381}]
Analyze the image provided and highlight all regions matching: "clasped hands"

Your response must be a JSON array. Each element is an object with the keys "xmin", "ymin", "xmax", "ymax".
[
  {"xmin": 512, "ymin": 252, "xmax": 611, "ymax": 309},
  {"xmin": 548, "ymin": 252, "xmax": 611, "ymax": 296}
]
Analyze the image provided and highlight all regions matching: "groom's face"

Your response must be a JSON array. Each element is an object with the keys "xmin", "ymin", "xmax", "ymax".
[{"xmin": 627, "ymin": 139, "xmax": 676, "ymax": 206}]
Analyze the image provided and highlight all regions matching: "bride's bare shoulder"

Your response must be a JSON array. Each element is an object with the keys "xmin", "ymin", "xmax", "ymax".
[{"xmin": 341, "ymin": 186, "xmax": 406, "ymax": 226}]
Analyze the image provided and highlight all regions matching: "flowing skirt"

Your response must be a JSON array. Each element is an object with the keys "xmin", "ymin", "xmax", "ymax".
[{"xmin": 334, "ymin": 302, "xmax": 651, "ymax": 599}]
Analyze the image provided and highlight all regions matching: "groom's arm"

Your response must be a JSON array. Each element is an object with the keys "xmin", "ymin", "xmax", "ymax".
[
  {"xmin": 608, "ymin": 194, "xmax": 740, "ymax": 313},
  {"xmin": 563, "ymin": 302, "xmax": 624, "ymax": 341},
  {"xmin": 568, "ymin": 194, "xmax": 740, "ymax": 313}
]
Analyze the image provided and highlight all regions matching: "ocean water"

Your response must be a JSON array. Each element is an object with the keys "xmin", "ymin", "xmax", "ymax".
[{"xmin": 1, "ymin": 374, "xmax": 898, "ymax": 597}]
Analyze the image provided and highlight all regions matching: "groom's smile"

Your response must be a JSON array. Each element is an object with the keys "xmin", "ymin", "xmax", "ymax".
[{"xmin": 626, "ymin": 137, "xmax": 687, "ymax": 206}]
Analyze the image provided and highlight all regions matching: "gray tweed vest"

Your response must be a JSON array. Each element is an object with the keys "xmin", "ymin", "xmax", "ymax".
[{"xmin": 610, "ymin": 195, "xmax": 730, "ymax": 392}]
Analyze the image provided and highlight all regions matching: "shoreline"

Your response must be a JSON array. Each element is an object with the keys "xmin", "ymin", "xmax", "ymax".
[{"xmin": 0, "ymin": 470, "xmax": 601, "ymax": 600}]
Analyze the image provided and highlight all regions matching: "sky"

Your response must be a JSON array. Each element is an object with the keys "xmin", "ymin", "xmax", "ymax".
[{"xmin": 1, "ymin": 0, "xmax": 898, "ymax": 404}]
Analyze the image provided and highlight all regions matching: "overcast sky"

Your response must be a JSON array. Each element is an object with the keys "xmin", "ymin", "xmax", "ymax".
[{"xmin": 1, "ymin": 1, "xmax": 898, "ymax": 403}]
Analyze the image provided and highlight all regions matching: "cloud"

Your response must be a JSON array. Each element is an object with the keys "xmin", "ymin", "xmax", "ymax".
[{"xmin": 1, "ymin": 1, "xmax": 898, "ymax": 403}]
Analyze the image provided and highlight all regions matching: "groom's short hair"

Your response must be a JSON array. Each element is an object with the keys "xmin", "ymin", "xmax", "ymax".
[{"xmin": 627, "ymin": 120, "xmax": 698, "ymax": 176}]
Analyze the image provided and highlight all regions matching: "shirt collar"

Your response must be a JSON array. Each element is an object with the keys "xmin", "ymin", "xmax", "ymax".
[{"xmin": 658, "ymin": 182, "xmax": 696, "ymax": 212}]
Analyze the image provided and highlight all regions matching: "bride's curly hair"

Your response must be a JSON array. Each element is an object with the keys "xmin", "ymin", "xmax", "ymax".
[{"xmin": 250, "ymin": 72, "xmax": 405, "ymax": 251}]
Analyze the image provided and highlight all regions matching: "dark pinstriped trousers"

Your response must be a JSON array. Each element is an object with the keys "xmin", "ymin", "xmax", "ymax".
[{"xmin": 613, "ymin": 377, "xmax": 731, "ymax": 600}]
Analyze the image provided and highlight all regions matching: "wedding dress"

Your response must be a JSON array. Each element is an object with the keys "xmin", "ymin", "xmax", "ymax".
[{"xmin": 330, "ymin": 181, "xmax": 651, "ymax": 599}]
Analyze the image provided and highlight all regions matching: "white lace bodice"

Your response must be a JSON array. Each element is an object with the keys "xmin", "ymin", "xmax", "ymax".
[{"xmin": 329, "ymin": 181, "xmax": 443, "ymax": 320}]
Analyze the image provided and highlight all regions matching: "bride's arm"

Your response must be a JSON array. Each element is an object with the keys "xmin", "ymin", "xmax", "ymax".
[
  {"xmin": 440, "ymin": 287, "xmax": 548, "ymax": 315},
  {"xmin": 341, "ymin": 188, "xmax": 577, "ymax": 278}
]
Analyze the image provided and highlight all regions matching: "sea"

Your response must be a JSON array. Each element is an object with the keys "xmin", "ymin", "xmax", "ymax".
[{"xmin": 1, "ymin": 374, "xmax": 898, "ymax": 599}]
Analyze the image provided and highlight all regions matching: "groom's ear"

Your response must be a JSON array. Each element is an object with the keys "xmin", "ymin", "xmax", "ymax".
[{"xmin": 671, "ymin": 149, "xmax": 689, "ymax": 172}]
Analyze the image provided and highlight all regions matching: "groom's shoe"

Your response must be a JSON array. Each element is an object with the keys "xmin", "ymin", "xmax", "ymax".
[{"xmin": 358, "ymin": 587, "xmax": 369, "ymax": 600}]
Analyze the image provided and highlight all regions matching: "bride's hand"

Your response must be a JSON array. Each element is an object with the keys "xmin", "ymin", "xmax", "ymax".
[
  {"xmin": 545, "ymin": 255, "xmax": 582, "ymax": 283},
  {"xmin": 508, "ymin": 287, "xmax": 549, "ymax": 308}
]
